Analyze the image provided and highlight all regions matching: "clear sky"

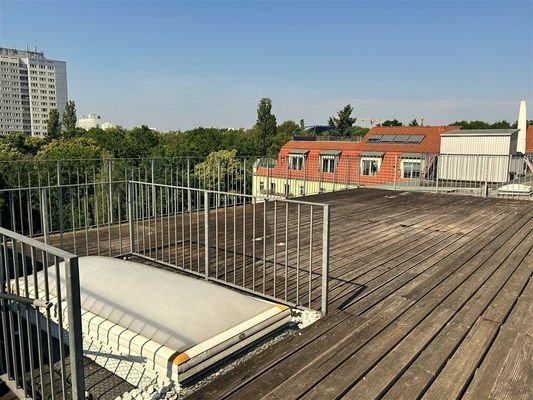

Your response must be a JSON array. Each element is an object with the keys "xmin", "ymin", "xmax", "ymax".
[{"xmin": 1, "ymin": 0, "xmax": 532, "ymax": 130}]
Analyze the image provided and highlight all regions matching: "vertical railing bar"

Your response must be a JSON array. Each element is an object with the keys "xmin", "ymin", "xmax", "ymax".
[
  {"xmin": 0, "ymin": 234, "xmax": 12, "ymax": 379},
  {"xmin": 321, "ymin": 204, "xmax": 330, "ymax": 316},
  {"xmin": 262, "ymin": 200, "xmax": 266, "ymax": 294},
  {"xmin": 53, "ymin": 255, "xmax": 68, "ymax": 397},
  {"xmin": 252, "ymin": 198, "xmax": 256, "ymax": 291},
  {"xmin": 204, "ymin": 191, "xmax": 210, "ymax": 280},
  {"xmin": 94, "ymin": 167, "xmax": 101, "ymax": 256},
  {"xmin": 233, "ymin": 197, "xmax": 236, "ymax": 284},
  {"xmin": 215, "ymin": 188, "xmax": 219, "ymax": 278},
  {"xmin": 273, "ymin": 201, "xmax": 277, "ymax": 298},
  {"xmin": 196, "ymin": 191, "xmax": 201, "ymax": 273},
  {"xmin": 284, "ymin": 202, "xmax": 289, "ymax": 302},
  {"xmin": 308, "ymin": 205, "xmax": 314, "ymax": 309},
  {"xmin": 296, "ymin": 203, "xmax": 301, "ymax": 306},
  {"xmin": 242, "ymin": 193, "xmax": 246, "ymax": 288},
  {"xmin": 167, "ymin": 186, "xmax": 171, "ymax": 264},
  {"xmin": 42, "ymin": 249, "xmax": 56, "ymax": 400},
  {"xmin": 12, "ymin": 239, "xmax": 28, "ymax": 395},
  {"xmin": 160, "ymin": 186, "xmax": 164, "ymax": 263},
  {"xmin": 65, "ymin": 256, "xmax": 85, "ymax": 400},
  {"xmin": 224, "ymin": 193, "xmax": 228, "ymax": 281}
]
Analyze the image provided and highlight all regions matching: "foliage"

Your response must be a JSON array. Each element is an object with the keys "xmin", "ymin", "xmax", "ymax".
[
  {"xmin": 329, "ymin": 104, "xmax": 356, "ymax": 136},
  {"xmin": 255, "ymin": 98, "xmax": 277, "ymax": 155},
  {"xmin": 268, "ymin": 120, "xmax": 299, "ymax": 157},
  {"xmin": 36, "ymin": 137, "xmax": 112, "ymax": 160},
  {"xmin": 193, "ymin": 149, "xmax": 243, "ymax": 191},
  {"xmin": 0, "ymin": 132, "xmax": 45, "ymax": 157},
  {"xmin": 62, "ymin": 100, "xmax": 77, "ymax": 137},
  {"xmin": 299, "ymin": 119, "xmax": 305, "ymax": 129},
  {"xmin": 47, "ymin": 109, "xmax": 61, "ymax": 139},
  {"xmin": 380, "ymin": 119, "xmax": 403, "ymax": 127},
  {"xmin": 409, "ymin": 119, "xmax": 419, "ymax": 126},
  {"xmin": 123, "ymin": 125, "xmax": 160, "ymax": 158}
]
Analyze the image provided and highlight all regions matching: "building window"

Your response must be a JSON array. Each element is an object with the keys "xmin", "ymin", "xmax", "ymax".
[
  {"xmin": 299, "ymin": 185, "xmax": 304, "ymax": 196},
  {"xmin": 284, "ymin": 184, "xmax": 290, "ymax": 196},
  {"xmin": 402, "ymin": 160, "xmax": 422, "ymax": 179},
  {"xmin": 320, "ymin": 155, "xmax": 337, "ymax": 173},
  {"xmin": 270, "ymin": 182, "xmax": 276, "ymax": 193},
  {"xmin": 288, "ymin": 155, "xmax": 304, "ymax": 170},
  {"xmin": 361, "ymin": 158, "xmax": 381, "ymax": 176}
]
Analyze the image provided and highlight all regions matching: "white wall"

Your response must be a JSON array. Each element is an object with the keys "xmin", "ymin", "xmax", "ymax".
[{"xmin": 440, "ymin": 135, "xmax": 512, "ymax": 156}]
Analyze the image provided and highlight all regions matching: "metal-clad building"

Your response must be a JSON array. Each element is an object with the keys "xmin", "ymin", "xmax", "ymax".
[{"xmin": 438, "ymin": 129, "xmax": 520, "ymax": 182}]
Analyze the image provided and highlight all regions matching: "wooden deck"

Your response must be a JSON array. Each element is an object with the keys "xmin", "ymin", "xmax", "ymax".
[{"xmin": 182, "ymin": 189, "xmax": 533, "ymax": 400}]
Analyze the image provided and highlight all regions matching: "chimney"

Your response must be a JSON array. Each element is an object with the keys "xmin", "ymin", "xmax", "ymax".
[{"xmin": 517, "ymin": 100, "xmax": 527, "ymax": 154}]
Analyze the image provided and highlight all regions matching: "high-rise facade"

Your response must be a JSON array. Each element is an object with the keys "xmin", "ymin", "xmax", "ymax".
[{"xmin": 0, "ymin": 47, "xmax": 67, "ymax": 137}]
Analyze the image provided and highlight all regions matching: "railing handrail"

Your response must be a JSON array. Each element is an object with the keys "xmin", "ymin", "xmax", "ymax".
[
  {"xmin": 128, "ymin": 180, "xmax": 330, "ymax": 207},
  {"xmin": 0, "ymin": 226, "xmax": 77, "ymax": 259}
]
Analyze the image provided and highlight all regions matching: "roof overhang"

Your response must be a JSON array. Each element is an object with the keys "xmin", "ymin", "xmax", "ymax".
[
  {"xmin": 361, "ymin": 151, "xmax": 385, "ymax": 157},
  {"xmin": 320, "ymin": 150, "xmax": 342, "ymax": 156},
  {"xmin": 288, "ymin": 149, "xmax": 309, "ymax": 155},
  {"xmin": 400, "ymin": 153, "xmax": 423, "ymax": 159}
]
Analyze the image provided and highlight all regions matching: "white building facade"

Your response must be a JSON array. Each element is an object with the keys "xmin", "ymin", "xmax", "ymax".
[
  {"xmin": 0, "ymin": 47, "xmax": 67, "ymax": 137},
  {"xmin": 78, "ymin": 113, "xmax": 117, "ymax": 130}
]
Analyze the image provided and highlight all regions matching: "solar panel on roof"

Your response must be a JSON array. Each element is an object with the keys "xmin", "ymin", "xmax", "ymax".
[
  {"xmin": 367, "ymin": 135, "xmax": 382, "ymax": 143},
  {"xmin": 405, "ymin": 135, "xmax": 425, "ymax": 143},
  {"xmin": 379, "ymin": 135, "xmax": 396, "ymax": 143},
  {"xmin": 392, "ymin": 135, "xmax": 409, "ymax": 143}
]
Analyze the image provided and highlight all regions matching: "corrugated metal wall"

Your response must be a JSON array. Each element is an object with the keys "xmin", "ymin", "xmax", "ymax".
[{"xmin": 441, "ymin": 135, "xmax": 512, "ymax": 155}]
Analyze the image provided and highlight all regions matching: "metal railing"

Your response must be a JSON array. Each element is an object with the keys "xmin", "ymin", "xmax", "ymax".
[
  {"xmin": 127, "ymin": 181, "xmax": 331, "ymax": 315},
  {"xmin": 0, "ymin": 156, "xmax": 253, "ymax": 256},
  {"xmin": 0, "ymin": 227, "xmax": 84, "ymax": 399},
  {"xmin": 253, "ymin": 153, "xmax": 533, "ymax": 200}
]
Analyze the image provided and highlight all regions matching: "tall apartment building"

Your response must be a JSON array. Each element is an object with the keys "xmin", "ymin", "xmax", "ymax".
[{"xmin": 0, "ymin": 47, "xmax": 67, "ymax": 137}]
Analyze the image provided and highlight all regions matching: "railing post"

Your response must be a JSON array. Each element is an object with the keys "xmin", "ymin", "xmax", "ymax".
[
  {"xmin": 128, "ymin": 181, "xmax": 134, "ymax": 254},
  {"xmin": 56, "ymin": 161, "xmax": 64, "ymax": 248},
  {"xmin": 108, "ymin": 159, "xmax": 113, "ymax": 225},
  {"xmin": 65, "ymin": 257, "xmax": 85, "ymax": 400},
  {"xmin": 204, "ymin": 191, "xmax": 210, "ymax": 280},
  {"xmin": 394, "ymin": 154, "xmax": 398, "ymax": 190},
  {"xmin": 40, "ymin": 188, "xmax": 50, "ymax": 245},
  {"xmin": 435, "ymin": 155, "xmax": 440, "ymax": 193},
  {"xmin": 243, "ymin": 158, "xmax": 247, "ymax": 196},
  {"xmin": 321, "ymin": 204, "xmax": 330, "ymax": 316}
]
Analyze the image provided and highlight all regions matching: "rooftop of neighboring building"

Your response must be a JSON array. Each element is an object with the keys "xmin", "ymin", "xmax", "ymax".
[
  {"xmin": 442, "ymin": 129, "xmax": 519, "ymax": 136},
  {"xmin": 281, "ymin": 125, "xmax": 461, "ymax": 156}
]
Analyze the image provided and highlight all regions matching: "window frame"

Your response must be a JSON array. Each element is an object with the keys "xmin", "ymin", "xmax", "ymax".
[{"xmin": 360, "ymin": 157, "xmax": 382, "ymax": 176}]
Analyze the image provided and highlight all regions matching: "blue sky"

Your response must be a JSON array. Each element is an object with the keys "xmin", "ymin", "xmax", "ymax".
[{"xmin": 1, "ymin": 0, "xmax": 532, "ymax": 130}]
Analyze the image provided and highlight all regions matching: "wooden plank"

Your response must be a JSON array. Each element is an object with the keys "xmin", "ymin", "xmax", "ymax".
[
  {"xmin": 488, "ymin": 333, "xmax": 533, "ymax": 400},
  {"xmin": 421, "ymin": 317, "xmax": 500, "ymax": 400}
]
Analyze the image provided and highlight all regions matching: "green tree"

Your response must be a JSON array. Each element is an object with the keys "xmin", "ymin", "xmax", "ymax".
[
  {"xmin": 193, "ymin": 149, "xmax": 243, "ymax": 191},
  {"xmin": 62, "ymin": 100, "xmax": 77, "ymax": 137},
  {"xmin": 329, "ymin": 104, "xmax": 356, "ymax": 136},
  {"xmin": 37, "ymin": 137, "xmax": 111, "ymax": 160},
  {"xmin": 269, "ymin": 120, "xmax": 299, "ymax": 156},
  {"xmin": 381, "ymin": 119, "xmax": 403, "ymax": 127},
  {"xmin": 449, "ymin": 120, "xmax": 490, "ymax": 129},
  {"xmin": 409, "ymin": 118, "xmax": 419, "ymax": 126},
  {"xmin": 255, "ymin": 98, "xmax": 277, "ymax": 155},
  {"xmin": 123, "ymin": 125, "xmax": 160, "ymax": 158},
  {"xmin": 47, "ymin": 109, "xmax": 61, "ymax": 139},
  {"xmin": 299, "ymin": 119, "xmax": 305, "ymax": 129}
]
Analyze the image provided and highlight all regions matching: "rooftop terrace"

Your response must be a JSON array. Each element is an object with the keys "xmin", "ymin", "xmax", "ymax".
[{"xmin": 185, "ymin": 188, "xmax": 532, "ymax": 400}]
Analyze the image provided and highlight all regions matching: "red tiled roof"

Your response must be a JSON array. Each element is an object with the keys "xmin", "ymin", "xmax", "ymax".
[
  {"xmin": 281, "ymin": 126, "xmax": 461, "ymax": 155},
  {"xmin": 527, "ymin": 126, "xmax": 533, "ymax": 153},
  {"xmin": 358, "ymin": 125, "xmax": 461, "ymax": 154}
]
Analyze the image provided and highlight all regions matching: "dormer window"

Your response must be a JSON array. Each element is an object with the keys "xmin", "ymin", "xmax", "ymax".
[
  {"xmin": 288, "ymin": 149, "xmax": 309, "ymax": 170},
  {"xmin": 320, "ymin": 150, "xmax": 341, "ymax": 173}
]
